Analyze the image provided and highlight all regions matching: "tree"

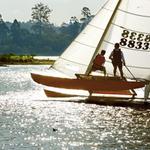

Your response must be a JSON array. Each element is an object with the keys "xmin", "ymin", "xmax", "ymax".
[
  {"xmin": 81, "ymin": 7, "xmax": 91, "ymax": 21},
  {"xmin": 68, "ymin": 16, "xmax": 80, "ymax": 38},
  {"xmin": 70, "ymin": 16, "xmax": 78, "ymax": 24},
  {"xmin": 0, "ymin": 14, "xmax": 9, "ymax": 44},
  {"xmin": 10, "ymin": 19, "xmax": 22, "ymax": 44},
  {"xmin": 80, "ymin": 7, "xmax": 92, "ymax": 31},
  {"xmin": 11, "ymin": 19, "xmax": 20, "ymax": 33},
  {"xmin": 31, "ymin": 3, "xmax": 52, "ymax": 35}
]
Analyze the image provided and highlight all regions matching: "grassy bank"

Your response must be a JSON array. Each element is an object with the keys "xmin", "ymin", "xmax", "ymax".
[{"xmin": 0, "ymin": 54, "xmax": 55, "ymax": 65}]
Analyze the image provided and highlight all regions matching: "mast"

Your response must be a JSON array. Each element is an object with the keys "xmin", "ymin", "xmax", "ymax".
[{"xmin": 85, "ymin": 0, "xmax": 122, "ymax": 75}]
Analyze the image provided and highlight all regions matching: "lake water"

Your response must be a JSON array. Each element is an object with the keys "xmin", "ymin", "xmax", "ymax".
[{"xmin": 0, "ymin": 65, "xmax": 150, "ymax": 150}]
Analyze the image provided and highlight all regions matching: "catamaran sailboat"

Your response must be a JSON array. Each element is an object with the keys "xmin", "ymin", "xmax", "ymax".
[{"xmin": 31, "ymin": 0, "xmax": 150, "ymax": 101}]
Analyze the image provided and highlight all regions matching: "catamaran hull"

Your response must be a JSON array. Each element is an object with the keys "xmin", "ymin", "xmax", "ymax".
[
  {"xmin": 31, "ymin": 73, "xmax": 146, "ymax": 91},
  {"xmin": 44, "ymin": 88, "xmax": 133, "ymax": 98}
]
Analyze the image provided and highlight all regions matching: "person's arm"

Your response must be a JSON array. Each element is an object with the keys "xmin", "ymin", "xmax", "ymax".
[
  {"xmin": 121, "ymin": 51, "xmax": 126, "ymax": 66},
  {"xmin": 109, "ymin": 51, "xmax": 113, "ymax": 60}
]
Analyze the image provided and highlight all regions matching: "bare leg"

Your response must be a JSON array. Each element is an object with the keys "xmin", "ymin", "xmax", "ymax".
[
  {"xmin": 113, "ymin": 66, "xmax": 117, "ymax": 77},
  {"xmin": 118, "ymin": 64, "xmax": 124, "ymax": 78},
  {"xmin": 104, "ymin": 68, "xmax": 106, "ymax": 76}
]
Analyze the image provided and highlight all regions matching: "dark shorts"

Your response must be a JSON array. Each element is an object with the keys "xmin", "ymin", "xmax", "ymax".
[
  {"xmin": 92, "ymin": 64, "xmax": 105, "ymax": 71},
  {"xmin": 112, "ymin": 61, "xmax": 122, "ymax": 68}
]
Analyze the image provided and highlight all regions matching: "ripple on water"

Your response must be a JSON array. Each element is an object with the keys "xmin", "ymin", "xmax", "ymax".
[{"xmin": 0, "ymin": 65, "xmax": 150, "ymax": 149}]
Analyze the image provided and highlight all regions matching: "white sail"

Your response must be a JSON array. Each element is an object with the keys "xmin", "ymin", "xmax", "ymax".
[
  {"xmin": 53, "ymin": 0, "xmax": 121, "ymax": 77},
  {"xmin": 53, "ymin": 0, "xmax": 150, "ymax": 81},
  {"xmin": 98, "ymin": 0, "xmax": 150, "ymax": 80}
]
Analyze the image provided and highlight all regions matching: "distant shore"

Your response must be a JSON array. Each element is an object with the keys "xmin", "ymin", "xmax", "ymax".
[
  {"xmin": 0, "ymin": 54, "xmax": 58, "ymax": 65},
  {"xmin": 0, "ymin": 60, "xmax": 55, "ymax": 65}
]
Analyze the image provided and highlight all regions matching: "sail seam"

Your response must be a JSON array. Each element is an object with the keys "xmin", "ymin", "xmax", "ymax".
[
  {"xmin": 104, "ymin": 7, "xmax": 150, "ymax": 18},
  {"xmin": 74, "ymin": 40, "xmax": 96, "ymax": 48},
  {"xmin": 93, "ymin": 0, "xmax": 111, "ymax": 18},
  {"xmin": 59, "ymin": 57, "xmax": 88, "ymax": 66},
  {"xmin": 112, "ymin": 23, "xmax": 150, "ymax": 35},
  {"xmin": 118, "ymin": 9, "xmax": 150, "ymax": 18},
  {"xmin": 103, "ymin": 40, "xmax": 150, "ymax": 52}
]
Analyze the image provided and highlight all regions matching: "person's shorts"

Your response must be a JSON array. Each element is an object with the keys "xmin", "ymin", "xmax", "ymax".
[
  {"xmin": 112, "ymin": 62, "xmax": 122, "ymax": 68},
  {"xmin": 92, "ymin": 64, "xmax": 105, "ymax": 71}
]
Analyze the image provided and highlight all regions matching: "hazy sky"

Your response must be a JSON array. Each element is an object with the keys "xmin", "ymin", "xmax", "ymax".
[{"xmin": 0, "ymin": 0, "xmax": 106, "ymax": 25}]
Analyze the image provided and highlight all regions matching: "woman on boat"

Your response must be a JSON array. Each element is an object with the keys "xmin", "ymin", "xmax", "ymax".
[
  {"xmin": 109, "ymin": 43, "xmax": 126, "ymax": 78},
  {"xmin": 89, "ymin": 50, "xmax": 106, "ymax": 76}
]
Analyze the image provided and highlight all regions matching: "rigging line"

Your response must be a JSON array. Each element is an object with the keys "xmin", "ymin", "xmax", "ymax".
[
  {"xmin": 103, "ymin": 40, "xmax": 150, "ymax": 52},
  {"xmin": 74, "ymin": 40, "xmax": 96, "ymax": 49},
  {"xmin": 111, "ymin": 23, "xmax": 150, "ymax": 35},
  {"xmin": 125, "ymin": 65, "xmax": 137, "ymax": 81},
  {"xmin": 123, "ymin": 71, "xmax": 138, "ymax": 96},
  {"xmin": 105, "ymin": 60, "xmax": 150, "ymax": 70},
  {"xmin": 59, "ymin": 56, "xmax": 88, "ymax": 67},
  {"xmin": 118, "ymin": 8, "xmax": 150, "ymax": 18}
]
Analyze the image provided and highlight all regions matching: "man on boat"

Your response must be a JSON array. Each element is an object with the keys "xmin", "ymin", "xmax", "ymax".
[
  {"xmin": 109, "ymin": 43, "xmax": 126, "ymax": 79},
  {"xmin": 89, "ymin": 50, "xmax": 106, "ymax": 76}
]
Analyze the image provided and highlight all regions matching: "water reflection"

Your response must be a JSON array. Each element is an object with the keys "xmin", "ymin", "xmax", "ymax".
[{"xmin": 0, "ymin": 65, "xmax": 150, "ymax": 149}]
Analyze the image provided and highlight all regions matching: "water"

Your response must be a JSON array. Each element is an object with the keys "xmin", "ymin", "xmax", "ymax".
[{"xmin": 0, "ymin": 65, "xmax": 150, "ymax": 150}]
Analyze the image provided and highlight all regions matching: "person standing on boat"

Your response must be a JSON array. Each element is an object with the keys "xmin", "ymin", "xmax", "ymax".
[
  {"xmin": 109, "ymin": 43, "xmax": 126, "ymax": 78},
  {"xmin": 89, "ymin": 50, "xmax": 106, "ymax": 76}
]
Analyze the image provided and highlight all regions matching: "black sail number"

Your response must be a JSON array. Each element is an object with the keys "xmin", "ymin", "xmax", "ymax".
[
  {"xmin": 135, "ymin": 42, "xmax": 142, "ymax": 49},
  {"xmin": 122, "ymin": 30, "xmax": 129, "ymax": 38},
  {"xmin": 145, "ymin": 35, "xmax": 150, "ymax": 42},
  {"xmin": 143, "ymin": 43, "xmax": 149, "ymax": 50},
  {"xmin": 130, "ymin": 32, "xmax": 137, "ymax": 40},
  {"xmin": 120, "ymin": 29, "xmax": 150, "ymax": 50},
  {"xmin": 137, "ymin": 33, "xmax": 144, "ymax": 41},
  {"xmin": 120, "ymin": 38, "xmax": 127, "ymax": 46},
  {"xmin": 128, "ymin": 40, "xmax": 135, "ymax": 48}
]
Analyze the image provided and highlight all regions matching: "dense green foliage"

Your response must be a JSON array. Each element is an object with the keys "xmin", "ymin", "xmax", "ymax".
[
  {"xmin": 0, "ymin": 4, "xmax": 93, "ymax": 56},
  {"xmin": 0, "ymin": 54, "xmax": 33, "ymax": 63},
  {"xmin": 0, "ymin": 53, "xmax": 54, "ymax": 65}
]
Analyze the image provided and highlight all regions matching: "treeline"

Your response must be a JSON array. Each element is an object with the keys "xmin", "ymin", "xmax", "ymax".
[
  {"xmin": 0, "ymin": 3, "xmax": 93, "ymax": 56},
  {"xmin": 0, "ymin": 54, "xmax": 54, "ymax": 65}
]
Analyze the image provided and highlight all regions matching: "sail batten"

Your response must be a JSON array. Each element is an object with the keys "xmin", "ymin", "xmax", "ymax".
[
  {"xmin": 59, "ymin": 56, "xmax": 88, "ymax": 66},
  {"xmin": 74, "ymin": 40, "xmax": 96, "ymax": 49},
  {"xmin": 111, "ymin": 23, "xmax": 150, "ymax": 34},
  {"xmin": 118, "ymin": 9, "xmax": 150, "ymax": 18},
  {"xmin": 88, "ymin": 23, "xmax": 105, "ymax": 30}
]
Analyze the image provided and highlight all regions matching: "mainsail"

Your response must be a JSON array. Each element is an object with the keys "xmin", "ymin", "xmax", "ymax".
[
  {"xmin": 53, "ymin": 0, "xmax": 121, "ymax": 77},
  {"xmin": 53, "ymin": 0, "xmax": 150, "ymax": 81}
]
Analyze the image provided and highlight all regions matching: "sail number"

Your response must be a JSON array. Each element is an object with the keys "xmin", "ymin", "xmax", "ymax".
[{"xmin": 120, "ymin": 30, "xmax": 150, "ymax": 50}]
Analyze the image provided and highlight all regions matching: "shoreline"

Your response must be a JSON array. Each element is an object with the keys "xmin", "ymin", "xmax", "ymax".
[
  {"xmin": 0, "ymin": 59, "xmax": 55, "ymax": 66},
  {"xmin": 0, "ymin": 55, "xmax": 58, "ymax": 66}
]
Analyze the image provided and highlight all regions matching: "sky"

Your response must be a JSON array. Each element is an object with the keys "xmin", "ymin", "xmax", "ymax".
[{"xmin": 0, "ymin": 0, "xmax": 106, "ymax": 26}]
